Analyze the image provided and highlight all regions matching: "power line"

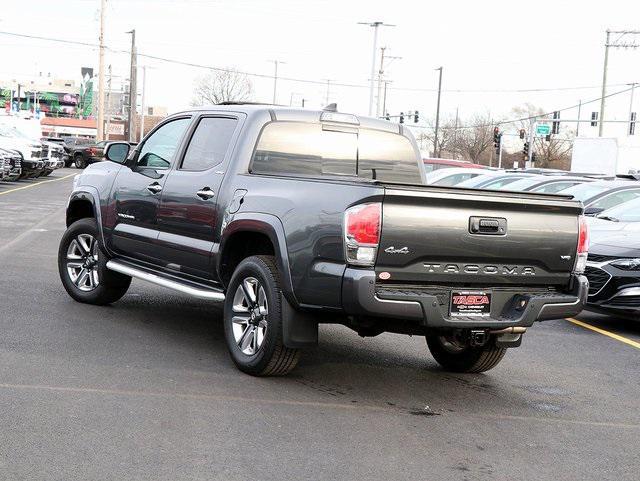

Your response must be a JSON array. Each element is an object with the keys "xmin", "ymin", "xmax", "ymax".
[
  {"xmin": 405, "ymin": 85, "xmax": 637, "ymax": 131},
  {"xmin": 0, "ymin": 30, "xmax": 634, "ymax": 94}
]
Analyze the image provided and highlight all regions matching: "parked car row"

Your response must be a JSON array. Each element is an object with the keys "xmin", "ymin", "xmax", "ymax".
[
  {"xmin": 44, "ymin": 137, "xmax": 137, "ymax": 169},
  {"xmin": 0, "ymin": 124, "xmax": 66, "ymax": 181},
  {"xmin": 423, "ymin": 163, "xmax": 640, "ymax": 318}
]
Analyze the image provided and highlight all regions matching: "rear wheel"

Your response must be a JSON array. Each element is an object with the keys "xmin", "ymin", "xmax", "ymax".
[
  {"xmin": 223, "ymin": 255, "xmax": 300, "ymax": 376},
  {"xmin": 74, "ymin": 155, "xmax": 86, "ymax": 169},
  {"xmin": 58, "ymin": 218, "xmax": 131, "ymax": 305},
  {"xmin": 426, "ymin": 332, "xmax": 507, "ymax": 373}
]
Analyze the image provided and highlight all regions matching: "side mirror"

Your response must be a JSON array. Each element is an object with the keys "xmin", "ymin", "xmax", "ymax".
[
  {"xmin": 105, "ymin": 142, "xmax": 130, "ymax": 164},
  {"xmin": 584, "ymin": 207, "xmax": 605, "ymax": 216}
]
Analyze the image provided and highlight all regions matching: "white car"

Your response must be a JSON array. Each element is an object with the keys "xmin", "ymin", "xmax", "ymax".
[{"xmin": 424, "ymin": 167, "xmax": 494, "ymax": 186}]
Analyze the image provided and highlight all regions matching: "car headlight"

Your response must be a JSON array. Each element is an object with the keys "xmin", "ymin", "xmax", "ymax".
[{"xmin": 610, "ymin": 258, "xmax": 640, "ymax": 270}]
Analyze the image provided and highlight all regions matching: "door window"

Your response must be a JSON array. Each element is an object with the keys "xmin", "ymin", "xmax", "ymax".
[
  {"xmin": 136, "ymin": 118, "xmax": 190, "ymax": 170},
  {"xmin": 180, "ymin": 117, "xmax": 238, "ymax": 171}
]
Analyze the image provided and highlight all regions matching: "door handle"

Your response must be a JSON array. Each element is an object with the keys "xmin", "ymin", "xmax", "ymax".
[
  {"xmin": 147, "ymin": 182, "xmax": 162, "ymax": 194},
  {"xmin": 196, "ymin": 187, "xmax": 215, "ymax": 200}
]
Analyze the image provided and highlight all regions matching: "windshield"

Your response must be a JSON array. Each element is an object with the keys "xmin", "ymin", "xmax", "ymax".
[
  {"xmin": 597, "ymin": 196, "xmax": 640, "ymax": 222},
  {"xmin": 558, "ymin": 182, "xmax": 611, "ymax": 201},
  {"xmin": 498, "ymin": 177, "xmax": 544, "ymax": 191},
  {"xmin": 455, "ymin": 174, "xmax": 500, "ymax": 188}
]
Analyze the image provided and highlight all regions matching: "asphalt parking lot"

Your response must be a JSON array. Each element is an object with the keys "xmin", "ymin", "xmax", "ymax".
[{"xmin": 1, "ymin": 169, "xmax": 639, "ymax": 481}]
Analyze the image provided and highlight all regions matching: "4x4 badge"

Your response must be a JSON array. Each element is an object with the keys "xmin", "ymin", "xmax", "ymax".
[{"xmin": 384, "ymin": 246, "xmax": 409, "ymax": 255}]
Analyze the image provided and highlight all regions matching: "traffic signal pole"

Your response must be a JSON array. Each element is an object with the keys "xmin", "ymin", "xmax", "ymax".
[{"xmin": 527, "ymin": 118, "xmax": 535, "ymax": 167}]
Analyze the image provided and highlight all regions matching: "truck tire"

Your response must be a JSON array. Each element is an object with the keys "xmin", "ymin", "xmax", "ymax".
[
  {"xmin": 74, "ymin": 155, "xmax": 86, "ymax": 169},
  {"xmin": 223, "ymin": 255, "xmax": 300, "ymax": 376},
  {"xmin": 426, "ymin": 333, "xmax": 507, "ymax": 373},
  {"xmin": 58, "ymin": 218, "xmax": 131, "ymax": 305}
]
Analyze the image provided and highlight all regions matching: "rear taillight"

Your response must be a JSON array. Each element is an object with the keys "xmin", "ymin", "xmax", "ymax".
[
  {"xmin": 88, "ymin": 147, "xmax": 97, "ymax": 155},
  {"xmin": 344, "ymin": 203, "xmax": 381, "ymax": 266},
  {"xmin": 574, "ymin": 215, "xmax": 589, "ymax": 274}
]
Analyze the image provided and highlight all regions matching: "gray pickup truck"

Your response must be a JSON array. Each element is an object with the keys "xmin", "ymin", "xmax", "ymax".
[{"xmin": 58, "ymin": 104, "xmax": 588, "ymax": 376}]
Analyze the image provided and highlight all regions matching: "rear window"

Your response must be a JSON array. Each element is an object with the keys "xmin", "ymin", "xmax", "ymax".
[{"xmin": 251, "ymin": 121, "xmax": 421, "ymax": 183}]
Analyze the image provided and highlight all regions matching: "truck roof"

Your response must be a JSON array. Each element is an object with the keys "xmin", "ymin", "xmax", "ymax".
[{"xmin": 173, "ymin": 104, "xmax": 402, "ymax": 134}]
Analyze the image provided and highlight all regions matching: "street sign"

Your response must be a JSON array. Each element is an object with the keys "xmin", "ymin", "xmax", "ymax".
[{"xmin": 536, "ymin": 124, "xmax": 551, "ymax": 135}]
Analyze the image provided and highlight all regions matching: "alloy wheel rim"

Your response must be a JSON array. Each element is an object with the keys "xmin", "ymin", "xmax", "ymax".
[
  {"xmin": 66, "ymin": 233, "xmax": 100, "ymax": 292},
  {"xmin": 231, "ymin": 277, "xmax": 268, "ymax": 356}
]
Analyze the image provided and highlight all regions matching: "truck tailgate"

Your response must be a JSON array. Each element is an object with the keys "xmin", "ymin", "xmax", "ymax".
[{"xmin": 376, "ymin": 186, "xmax": 582, "ymax": 287}]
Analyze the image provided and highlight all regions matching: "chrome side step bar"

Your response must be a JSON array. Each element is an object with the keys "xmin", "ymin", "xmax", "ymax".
[{"xmin": 106, "ymin": 260, "xmax": 225, "ymax": 301}]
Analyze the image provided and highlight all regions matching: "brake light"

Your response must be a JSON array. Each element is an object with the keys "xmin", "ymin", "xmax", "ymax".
[
  {"xmin": 88, "ymin": 147, "xmax": 97, "ymax": 156},
  {"xmin": 574, "ymin": 215, "xmax": 589, "ymax": 273},
  {"xmin": 344, "ymin": 203, "xmax": 381, "ymax": 266}
]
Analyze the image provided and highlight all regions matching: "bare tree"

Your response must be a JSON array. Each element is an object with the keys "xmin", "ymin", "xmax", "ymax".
[
  {"xmin": 452, "ymin": 112, "xmax": 498, "ymax": 164},
  {"xmin": 419, "ymin": 116, "xmax": 458, "ymax": 158},
  {"xmin": 191, "ymin": 69, "xmax": 253, "ymax": 106},
  {"xmin": 508, "ymin": 104, "xmax": 574, "ymax": 169}
]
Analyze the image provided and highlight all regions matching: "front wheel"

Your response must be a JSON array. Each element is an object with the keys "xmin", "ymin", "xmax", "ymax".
[
  {"xmin": 58, "ymin": 218, "xmax": 131, "ymax": 305},
  {"xmin": 74, "ymin": 156, "xmax": 86, "ymax": 169},
  {"xmin": 426, "ymin": 332, "xmax": 507, "ymax": 373},
  {"xmin": 223, "ymin": 255, "xmax": 300, "ymax": 376}
]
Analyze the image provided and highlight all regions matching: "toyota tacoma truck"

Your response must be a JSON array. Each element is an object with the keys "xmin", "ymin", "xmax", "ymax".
[{"xmin": 58, "ymin": 104, "xmax": 588, "ymax": 376}]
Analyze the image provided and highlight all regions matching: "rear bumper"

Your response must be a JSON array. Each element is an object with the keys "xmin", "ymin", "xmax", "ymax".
[{"xmin": 342, "ymin": 268, "xmax": 588, "ymax": 329}]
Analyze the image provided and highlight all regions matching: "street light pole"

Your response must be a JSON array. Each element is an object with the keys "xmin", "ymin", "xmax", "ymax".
[
  {"xmin": 433, "ymin": 66, "xmax": 443, "ymax": 158},
  {"xmin": 358, "ymin": 21, "xmax": 394, "ymax": 116},
  {"xmin": 96, "ymin": 0, "xmax": 106, "ymax": 141}
]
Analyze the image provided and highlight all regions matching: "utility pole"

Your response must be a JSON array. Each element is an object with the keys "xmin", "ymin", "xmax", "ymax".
[
  {"xmin": 453, "ymin": 107, "xmax": 459, "ymax": 159},
  {"xmin": 376, "ymin": 47, "xmax": 386, "ymax": 117},
  {"xmin": 598, "ymin": 29, "xmax": 640, "ymax": 137},
  {"xmin": 433, "ymin": 66, "xmax": 443, "ymax": 158},
  {"xmin": 270, "ymin": 60, "xmax": 285, "ymax": 104},
  {"xmin": 376, "ymin": 47, "xmax": 401, "ymax": 117},
  {"xmin": 140, "ymin": 65, "xmax": 147, "ymax": 142},
  {"xmin": 323, "ymin": 79, "xmax": 332, "ymax": 106},
  {"xmin": 598, "ymin": 30, "xmax": 610, "ymax": 137},
  {"xmin": 96, "ymin": 0, "xmax": 106, "ymax": 141},
  {"xmin": 576, "ymin": 99, "xmax": 582, "ymax": 137},
  {"xmin": 105, "ymin": 65, "xmax": 112, "ymax": 140},
  {"xmin": 382, "ymin": 80, "xmax": 390, "ymax": 117},
  {"xmin": 358, "ymin": 21, "xmax": 394, "ymax": 116},
  {"xmin": 628, "ymin": 82, "xmax": 637, "ymax": 136},
  {"xmin": 126, "ymin": 29, "xmax": 137, "ymax": 142}
]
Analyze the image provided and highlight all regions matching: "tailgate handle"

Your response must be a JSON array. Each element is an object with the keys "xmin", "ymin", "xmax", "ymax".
[{"xmin": 469, "ymin": 217, "xmax": 507, "ymax": 235}]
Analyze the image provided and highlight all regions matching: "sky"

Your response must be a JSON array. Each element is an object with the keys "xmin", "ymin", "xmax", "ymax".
[{"xmin": 1, "ymin": 0, "xmax": 640, "ymax": 138}]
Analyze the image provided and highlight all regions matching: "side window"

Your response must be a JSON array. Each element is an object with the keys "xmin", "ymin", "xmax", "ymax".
[
  {"xmin": 591, "ymin": 189, "xmax": 640, "ymax": 210},
  {"xmin": 181, "ymin": 117, "xmax": 237, "ymax": 171},
  {"xmin": 358, "ymin": 129, "xmax": 421, "ymax": 183},
  {"xmin": 137, "ymin": 118, "xmax": 190, "ymax": 170},
  {"xmin": 252, "ymin": 122, "xmax": 357, "ymax": 176}
]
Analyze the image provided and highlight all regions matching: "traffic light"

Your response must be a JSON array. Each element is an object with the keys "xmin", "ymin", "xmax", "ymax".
[
  {"xmin": 630, "ymin": 112, "xmax": 636, "ymax": 136},
  {"xmin": 493, "ymin": 127, "xmax": 502, "ymax": 155},
  {"xmin": 523, "ymin": 141, "xmax": 529, "ymax": 159},
  {"xmin": 399, "ymin": 112, "xmax": 404, "ymax": 124},
  {"xmin": 385, "ymin": 113, "xmax": 390, "ymax": 121},
  {"xmin": 545, "ymin": 134, "xmax": 551, "ymax": 142},
  {"xmin": 414, "ymin": 110, "xmax": 419, "ymax": 123},
  {"xmin": 591, "ymin": 112, "xmax": 598, "ymax": 127},
  {"xmin": 532, "ymin": 152, "xmax": 537, "ymax": 164},
  {"xmin": 552, "ymin": 111, "xmax": 560, "ymax": 134},
  {"xmin": 519, "ymin": 128, "xmax": 525, "ymax": 139}
]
